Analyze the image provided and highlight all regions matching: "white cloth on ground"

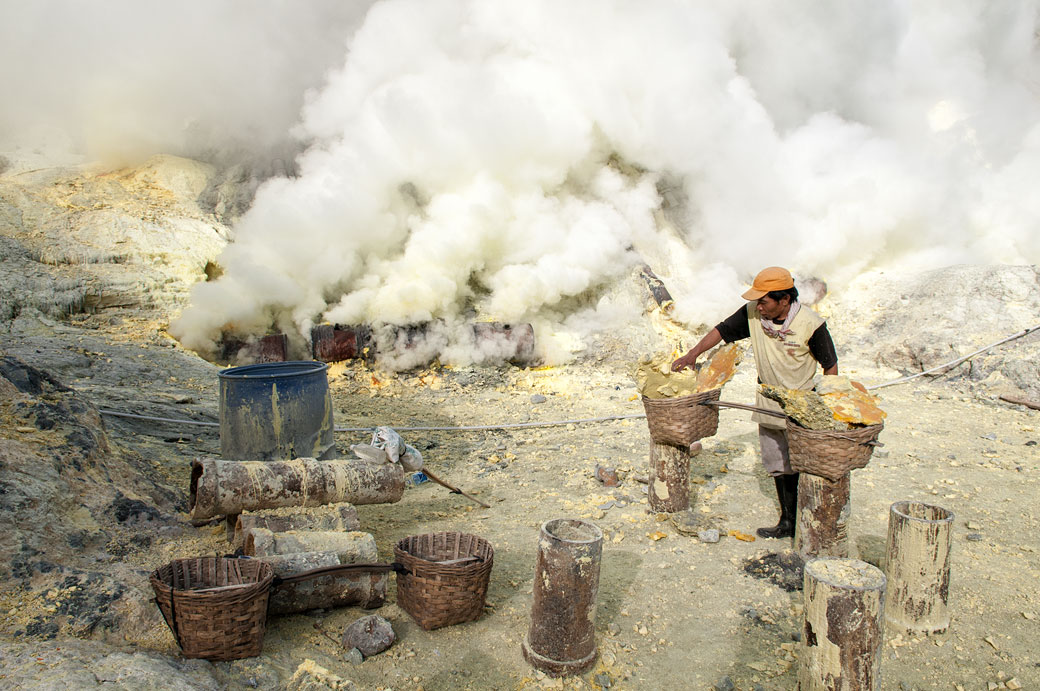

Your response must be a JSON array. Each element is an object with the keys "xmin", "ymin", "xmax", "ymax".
[{"xmin": 350, "ymin": 426, "xmax": 423, "ymax": 471}]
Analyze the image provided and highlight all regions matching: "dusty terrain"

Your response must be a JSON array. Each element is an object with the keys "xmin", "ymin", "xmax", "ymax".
[
  {"xmin": 1, "ymin": 159, "xmax": 1038, "ymax": 690},
  {"xmin": 1, "ymin": 309, "xmax": 1038, "ymax": 691}
]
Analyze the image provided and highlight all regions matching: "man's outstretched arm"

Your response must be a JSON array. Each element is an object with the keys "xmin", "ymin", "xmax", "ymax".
[{"xmin": 671, "ymin": 328, "xmax": 722, "ymax": 371}]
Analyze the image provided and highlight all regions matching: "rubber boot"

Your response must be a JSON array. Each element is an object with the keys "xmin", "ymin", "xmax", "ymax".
[
  {"xmin": 756, "ymin": 475, "xmax": 795, "ymax": 539},
  {"xmin": 783, "ymin": 473, "xmax": 800, "ymax": 526}
]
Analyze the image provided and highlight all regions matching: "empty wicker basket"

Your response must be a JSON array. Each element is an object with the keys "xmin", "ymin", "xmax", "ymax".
[
  {"xmin": 787, "ymin": 421, "xmax": 884, "ymax": 481},
  {"xmin": 151, "ymin": 557, "xmax": 274, "ymax": 661},
  {"xmin": 641, "ymin": 388, "xmax": 721, "ymax": 448},
  {"xmin": 394, "ymin": 532, "xmax": 494, "ymax": 631}
]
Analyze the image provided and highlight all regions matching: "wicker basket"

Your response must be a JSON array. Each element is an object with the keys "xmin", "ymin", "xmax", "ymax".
[
  {"xmin": 394, "ymin": 532, "xmax": 494, "ymax": 631},
  {"xmin": 787, "ymin": 421, "xmax": 884, "ymax": 481},
  {"xmin": 641, "ymin": 388, "xmax": 721, "ymax": 448},
  {"xmin": 151, "ymin": 557, "xmax": 274, "ymax": 661}
]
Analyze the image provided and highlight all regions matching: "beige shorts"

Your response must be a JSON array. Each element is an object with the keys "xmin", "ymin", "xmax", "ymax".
[{"xmin": 758, "ymin": 425, "xmax": 793, "ymax": 477}]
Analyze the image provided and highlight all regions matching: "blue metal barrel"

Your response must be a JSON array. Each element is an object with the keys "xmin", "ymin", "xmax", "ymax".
[{"xmin": 218, "ymin": 361, "xmax": 335, "ymax": 461}]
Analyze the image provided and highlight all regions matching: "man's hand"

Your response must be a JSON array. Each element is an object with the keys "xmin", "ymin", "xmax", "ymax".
[
  {"xmin": 671, "ymin": 328, "xmax": 723, "ymax": 373},
  {"xmin": 671, "ymin": 352, "xmax": 698, "ymax": 372}
]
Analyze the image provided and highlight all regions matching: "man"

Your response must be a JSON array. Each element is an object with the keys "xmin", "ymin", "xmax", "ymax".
[{"xmin": 671, "ymin": 267, "xmax": 838, "ymax": 539}]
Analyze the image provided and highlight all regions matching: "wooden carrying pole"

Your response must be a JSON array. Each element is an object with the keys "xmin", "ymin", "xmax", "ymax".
[
  {"xmin": 799, "ymin": 557, "xmax": 886, "ymax": 691},
  {"xmin": 884, "ymin": 501, "xmax": 954, "ymax": 634},
  {"xmin": 421, "ymin": 468, "xmax": 490, "ymax": 508},
  {"xmin": 795, "ymin": 472, "xmax": 851, "ymax": 558},
  {"xmin": 648, "ymin": 442, "xmax": 691, "ymax": 513}
]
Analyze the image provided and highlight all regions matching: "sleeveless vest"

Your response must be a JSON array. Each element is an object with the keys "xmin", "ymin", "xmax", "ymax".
[{"xmin": 747, "ymin": 302, "xmax": 825, "ymax": 429}]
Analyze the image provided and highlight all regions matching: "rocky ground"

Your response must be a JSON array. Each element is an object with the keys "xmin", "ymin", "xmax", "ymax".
[{"xmin": 1, "ymin": 157, "xmax": 1038, "ymax": 690}]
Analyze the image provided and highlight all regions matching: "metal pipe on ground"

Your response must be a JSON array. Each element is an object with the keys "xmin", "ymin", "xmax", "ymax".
[
  {"xmin": 800, "ymin": 557, "xmax": 886, "ymax": 690},
  {"xmin": 638, "ymin": 265, "xmax": 674, "ymax": 310},
  {"xmin": 522, "ymin": 518, "xmax": 603, "ymax": 677},
  {"xmin": 310, "ymin": 321, "xmax": 535, "ymax": 365},
  {"xmin": 219, "ymin": 333, "xmax": 288, "ymax": 363},
  {"xmin": 883, "ymin": 501, "xmax": 954, "ymax": 635},
  {"xmin": 230, "ymin": 503, "xmax": 361, "ymax": 546},
  {"xmin": 189, "ymin": 458, "xmax": 405, "ymax": 521},
  {"xmin": 795, "ymin": 472, "xmax": 851, "ymax": 558},
  {"xmin": 254, "ymin": 549, "xmax": 387, "ymax": 614},
  {"xmin": 648, "ymin": 441, "xmax": 691, "ymax": 513},
  {"xmin": 243, "ymin": 529, "xmax": 377, "ymax": 563}
]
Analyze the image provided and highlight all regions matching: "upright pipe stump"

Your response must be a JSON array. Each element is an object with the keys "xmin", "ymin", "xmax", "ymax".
[
  {"xmin": 884, "ymin": 501, "xmax": 954, "ymax": 634},
  {"xmin": 799, "ymin": 557, "xmax": 886, "ymax": 691},
  {"xmin": 522, "ymin": 519, "xmax": 603, "ymax": 677},
  {"xmin": 795, "ymin": 472, "xmax": 850, "ymax": 558},
  {"xmin": 648, "ymin": 442, "xmax": 691, "ymax": 513}
]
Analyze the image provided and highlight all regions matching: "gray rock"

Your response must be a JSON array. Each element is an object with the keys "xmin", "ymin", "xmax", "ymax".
[
  {"xmin": 341, "ymin": 615, "xmax": 395, "ymax": 657},
  {"xmin": 713, "ymin": 676, "xmax": 735, "ymax": 691},
  {"xmin": 698, "ymin": 529, "xmax": 720, "ymax": 543},
  {"xmin": 344, "ymin": 647, "xmax": 364, "ymax": 665},
  {"xmin": 530, "ymin": 393, "xmax": 547, "ymax": 404},
  {"xmin": 594, "ymin": 673, "xmax": 613, "ymax": 688},
  {"xmin": 833, "ymin": 265, "xmax": 1040, "ymax": 399}
]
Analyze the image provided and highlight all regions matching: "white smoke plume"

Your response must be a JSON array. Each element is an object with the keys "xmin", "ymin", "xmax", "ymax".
[
  {"xmin": 0, "ymin": 1, "xmax": 372, "ymax": 168},
  {"xmin": 4, "ymin": 2, "xmax": 1039, "ymax": 364}
]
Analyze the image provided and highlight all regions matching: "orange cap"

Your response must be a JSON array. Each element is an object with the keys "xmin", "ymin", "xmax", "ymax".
[{"xmin": 741, "ymin": 267, "xmax": 794, "ymax": 300}]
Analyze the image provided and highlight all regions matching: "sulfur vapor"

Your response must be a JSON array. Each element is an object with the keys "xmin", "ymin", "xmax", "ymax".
[{"xmin": 4, "ymin": 2, "xmax": 1038, "ymax": 365}]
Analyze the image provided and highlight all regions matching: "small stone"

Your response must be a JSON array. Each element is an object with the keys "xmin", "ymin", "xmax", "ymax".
[
  {"xmin": 698, "ymin": 529, "xmax": 720, "ymax": 543},
  {"xmin": 596, "ymin": 465, "xmax": 619, "ymax": 487},
  {"xmin": 344, "ymin": 647, "xmax": 363, "ymax": 665},
  {"xmin": 966, "ymin": 533, "xmax": 983, "ymax": 542},
  {"xmin": 607, "ymin": 622, "xmax": 621, "ymax": 636},
  {"xmin": 1022, "ymin": 612, "xmax": 1036, "ymax": 620},
  {"xmin": 670, "ymin": 510, "xmax": 699, "ymax": 535},
  {"xmin": 594, "ymin": 673, "xmax": 612, "ymax": 688},
  {"xmin": 713, "ymin": 676, "xmax": 735, "ymax": 691},
  {"xmin": 1006, "ymin": 678, "xmax": 1022, "ymax": 690},
  {"xmin": 966, "ymin": 521, "xmax": 980, "ymax": 529},
  {"xmin": 983, "ymin": 636, "xmax": 999, "ymax": 650},
  {"xmin": 874, "ymin": 450, "xmax": 890, "ymax": 458},
  {"xmin": 530, "ymin": 394, "xmax": 547, "ymax": 404},
  {"xmin": 986, "ymin": 683, "xmax": 998, "ymax": 691},
  {"xmin": 341, "ymin": 615, "xmax": 395, "ymax": 657}
]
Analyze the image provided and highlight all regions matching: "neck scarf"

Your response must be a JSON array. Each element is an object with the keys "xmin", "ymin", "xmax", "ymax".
[{"xmin": 761, "ymin": 301, "xmax": 801, "ymax": 339}]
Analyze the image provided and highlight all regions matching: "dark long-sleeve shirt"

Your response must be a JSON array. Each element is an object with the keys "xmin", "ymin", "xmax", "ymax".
[{"xmin": 715, "ymin": 305, "xmax": 838, "ymax": 370}]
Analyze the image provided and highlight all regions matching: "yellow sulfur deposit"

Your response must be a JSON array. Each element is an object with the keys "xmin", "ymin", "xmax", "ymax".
[
  {"xmin": 694, "ymin": 343, "xmax": 743, "ymax": 392},
  {"xmin": 760, "ymin": 376, "xmax": 886, "ymax": 430},
  {"xmin": 817, "ymin": 375, "xmax": 887, "ymax": 425},
  {"xmin": 637, "ymin": 343, "xmax": 743, "ymax": 399},
  {"xmin": 760, "ymin": 385, "xmax": 848, "ymax": 430}
]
